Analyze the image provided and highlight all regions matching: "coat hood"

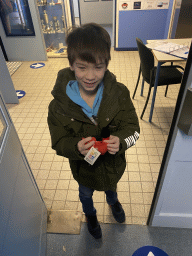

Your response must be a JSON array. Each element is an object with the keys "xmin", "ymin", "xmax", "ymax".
[{"xmin": 51, "ymin": 67, "xmax": 117, "ymax": 105}]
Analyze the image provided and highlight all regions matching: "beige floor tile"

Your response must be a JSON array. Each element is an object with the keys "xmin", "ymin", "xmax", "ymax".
[
  {"xmin": 59, "ymin": 171, "xmax": 71, "ymax": 179},
  {"xmin": 132, "ymin": 217, "xmax": 147, "ymax": 225},
  {"xmin": 36, "ymin": 179, "xmax": 46, "ymax": 190},
  {"xmin": 145, "ymin": 140, "xmax": 157, "ymax": 148},
  {"xmin": 26, "ymin": 146, "xmax": 37, "ymax": 154},
  {"xmin": 40, "ymin": 161, "xmax": 52, "ymax": 170},
  {"xmin": 141, "ymin": 182, "xmax": 155, "ymax": 193},
  {"xmin": 129, "ymin": 172, "xmax": 141, "ymax": 181},
  {"xmin": 30, "ymin": 161, "xmax": 41, "ymax": 170},
  {"xmin": 36, "ymin": 146, "xmax": 47, "ymax": 154},
  {"xmin": 157, "ymin": 147, "xmax": 165, "ymax": 156},
  {"xmin": 62, "ymin": 161, "xmax": 71, "ymax": 170},
  {"xmin": 64, "ymin": 201, "xmax": 78, "ymax": 211},
  {"xmin": 93, "ymin": 191, "xmax": 105, "ymax": 202},
  {"xmin": 140, "ymin": 172, "xmax": 153, "ymax": 182},
  {"xmin": 45, "ymin": 180, "xmax": 58, "ymax": 190},
  {"xmin": 146, "ymin": 147, "xmax": 158, "ymax": 156},
  {"xmin": 137, "ymin": 155, "xmax": 149, "ymax": 163},
  {"xmin": 36, "ymin": 170, "xmax": 50, "ymax": 179},
  {"xmin": 43, "ymin": 154, "xmax": 55, "ymax": 162},
  {"xmin": 122, "ymin": 203, "xmax": 132, "ymax": 217},
  {"xmin": 126, "ymin": 154, "xmax": 138, "ymax": 162},
  {"xmin": 53, "ymin": 154, "xmax": 64, "ymax": 162},
  {"xmin": 48, "ymin": 170, "xmax": 61, "ymax": 179},
  {"xmin": 151, "ymin": 172, "xmax": 159, "ymax": 182},
  {"xmin": 131, "ymin": 204, "xmax": 145, "ymax": 217},
  {"xmin": 68, "ymin": 180, "xmax": 79, "ymax": 190},
  {"xmin": 143, "ymin": 193, "xmax": 154, "ymax": 205},
  {"xmin": 51, "ymin": 161, "xmax": 63, "ymax": 170},
  {"xmin": 129, "ymin": 182, "xmax": 142, "ymax": 193},
  {"xmin": 127, "ymin": 147, "xmax": 137, "ymax": 154},
  {"xmin": 104, "ymin": 215, "xmax": 117, "ymax": 224},
  {"xmin": 32, "ymin": 153, "xmax": 45, "ymax": 161},
  {"xmin": 130, "ymin": 193, "xmax": 144, "ymax": 204},
  {"xmin": 136, "ymin": 148, "xmax": 148, "ymax": 155},
  {"xmin": 57, "ymin": 180, "xmax": 70, "ymax": 190},
  {"xmin": 127, "ymin": 163, "xmax": 139, "ymax": 172},
  {"xmin": 97, "ymin": 215, "xmax": 104, "ymax": 223},
  {"xmin": 155, "ymin": 140, "xmax": 166, "ymax": 148},
  {"xmin": 32, "ymin": 170, "xmax": 39, "ymax": 179},
  {"xmin": 144, "ymin": 205, "xmax": 151, "ymax": 217},
  {"xmin": 118, "ymin": 191, "xmax": 131, "ymax": 204},
  {"xmin": 135, "ymin": 140, "xmax": 146, "ymax": 148},
  {"xmin": 139, "ymin": 163, "xmax": 151, "ymax": 172},
  {"xmin": 52, "ymin": 201, "xmax": 65, "ymax": 210},
  {"xmin": 94, "ymin": 202, "xmax": 104, "ymax": 215},
  {"xmin": 149, "ymin": 155, "xmax": 161, "ymax": 164},
  {"xmin": 54, "ymin": 190, "xmax": 68, "ymax": 201},
  {"xmin": 119, "ymin": 172, "xmax": 128, "ymax": 182},
  {"xmin": 150, "ymin": 163, "xmax": 161, "ymax": 173},
  {"xmin": 117, "ymin": 181, "xmax": 129, "ymax": 192},
  {"xmin": 43, "ymin": 189, "xmax": 56, "ymax": 201},
  {"xmin": 66, "ymin": 190, "xmax": 79, "ymax": 201}
]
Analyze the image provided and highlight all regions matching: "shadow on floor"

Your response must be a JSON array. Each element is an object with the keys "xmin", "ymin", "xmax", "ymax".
[{"xmin": 46, "ymin": 223, "xmax": 192, "ymax": 256}]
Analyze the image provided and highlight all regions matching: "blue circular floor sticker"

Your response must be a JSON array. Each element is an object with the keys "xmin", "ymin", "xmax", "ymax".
[
  {"xmin": 30, "ymin": 63, "xmax": 45, "ymax": 69},
  {"xmin": 132, "ymin": 246, "xmax": 169, "ymax": 256},
  {"xmin": 16, "ymin": 90, "xmax": 26, "ymax": 99}
]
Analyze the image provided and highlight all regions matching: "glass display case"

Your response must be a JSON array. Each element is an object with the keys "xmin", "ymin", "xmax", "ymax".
[
  {"xmin": 0, "ymin": 0, "xmax": 35, "ymax": 36},
  {"xmin": 37, "ymin": 0, "xmax": 70, "ymax": 57}
]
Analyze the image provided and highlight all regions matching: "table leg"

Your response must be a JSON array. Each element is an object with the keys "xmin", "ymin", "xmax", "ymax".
[{"xmin": 149, "ymin": 62, "xmax": 161, "ymax": 122}]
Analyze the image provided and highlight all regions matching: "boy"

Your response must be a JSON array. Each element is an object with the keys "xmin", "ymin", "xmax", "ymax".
[{"xmin": 47, "ymin": 23, "xmax": 140, "ymax": 239}]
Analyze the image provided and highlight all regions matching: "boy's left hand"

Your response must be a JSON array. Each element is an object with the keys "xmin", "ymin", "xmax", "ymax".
[{"xmin": 103, "ymin": 135, "xmax": 120, "ymax": 155}]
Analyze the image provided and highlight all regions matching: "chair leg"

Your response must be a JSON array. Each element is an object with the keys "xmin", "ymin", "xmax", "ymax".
[
  {"xmin": 140, "ymin": 78, "xmax": 144, "ymax": 96},
  {"xmin": 140, "ymin": 86, "xmax": 152, "ymax": 119},
  {"xmin": 165, "ymin": 85, "xmax": 169, "ymax": 97},
  {"xmin": 132, "ymin": 64, "xmax": 141, "ymax": 99}
]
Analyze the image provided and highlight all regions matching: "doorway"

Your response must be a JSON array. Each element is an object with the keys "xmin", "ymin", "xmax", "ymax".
[{"xmin": 75, "ymin": 0, "xmax": 114, "ymax": 46}]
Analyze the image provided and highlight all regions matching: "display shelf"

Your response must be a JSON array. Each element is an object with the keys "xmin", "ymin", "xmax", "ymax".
[{"xmin": 37, "ymin": 0, "xmax": 67, "ymax": 57}]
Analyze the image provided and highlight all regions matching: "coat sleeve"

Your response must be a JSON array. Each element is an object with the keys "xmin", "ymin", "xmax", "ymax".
[
  {"xmin": 47, "ymin": 100, "xmax": 84, "ymax": 160},
  {"xmin": 111, "ymin": 87, "xmax": 140, "ymax": 156}
]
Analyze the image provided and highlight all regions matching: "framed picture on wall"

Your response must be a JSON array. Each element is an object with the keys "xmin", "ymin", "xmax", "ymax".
[{"xmin": 0, "ymin": 0, "xmax": 35, "ymax": 36}]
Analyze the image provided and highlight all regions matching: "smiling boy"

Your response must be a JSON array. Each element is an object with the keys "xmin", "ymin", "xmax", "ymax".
[{"xmin": 47, "ymin": 23, "xmax": 140, "ymax": 239}]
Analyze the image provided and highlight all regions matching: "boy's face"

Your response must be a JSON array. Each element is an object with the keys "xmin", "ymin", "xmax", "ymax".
[{"xmin": 70, "ymin": 58, "xmax": 107, "ymax": 95}]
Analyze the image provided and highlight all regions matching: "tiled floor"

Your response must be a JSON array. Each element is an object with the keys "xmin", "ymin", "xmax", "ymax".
[{"xmin": 7, "ymin": 49, "xmax": 186, "ymax": 226}]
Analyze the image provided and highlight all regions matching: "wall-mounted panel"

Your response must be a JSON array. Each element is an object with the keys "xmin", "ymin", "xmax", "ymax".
[{"xmin": 117, "ymin": 10, "xmax": 168, "ymax": 48}]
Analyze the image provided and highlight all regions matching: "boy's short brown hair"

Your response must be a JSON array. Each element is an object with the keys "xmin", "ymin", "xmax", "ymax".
[{"xmin": 66, "ymin": 23, "xmax": 111, "ymax": 67}]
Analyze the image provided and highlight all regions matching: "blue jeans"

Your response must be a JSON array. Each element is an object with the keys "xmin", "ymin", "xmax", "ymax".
[{"xmin": 79, "ymin": 184, "xmax": 118, "ymax": 216}]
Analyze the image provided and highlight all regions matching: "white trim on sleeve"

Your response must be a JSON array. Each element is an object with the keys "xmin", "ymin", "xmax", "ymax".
[{"xmin": 124, "ymin": 131, "xmax": 140, "ymax": 148}]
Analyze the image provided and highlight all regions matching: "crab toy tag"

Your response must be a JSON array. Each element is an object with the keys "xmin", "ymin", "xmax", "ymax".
[{"xmin": 84, "ymin": 146, "xmax": 101, "ymax": 165}]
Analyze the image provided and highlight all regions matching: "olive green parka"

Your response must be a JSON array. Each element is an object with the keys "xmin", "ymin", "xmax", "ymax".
[{"xmin": 47, "ymin": 68, "xmax": 140, "ymax": 191}]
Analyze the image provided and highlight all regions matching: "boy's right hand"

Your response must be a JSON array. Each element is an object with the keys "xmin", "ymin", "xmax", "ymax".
[{"xmin": 77, "ymin": 137, "xmax": 95, "ymax": 156}]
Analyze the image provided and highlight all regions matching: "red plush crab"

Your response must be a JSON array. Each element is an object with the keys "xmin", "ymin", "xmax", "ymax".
[{"xmin": 83, "ymin": 137, "xmax": 110, "ymax": 155}]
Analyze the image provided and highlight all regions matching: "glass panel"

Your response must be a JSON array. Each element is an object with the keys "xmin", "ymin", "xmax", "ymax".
[
  {"xmin": 0, "ymin": 0, "xmax": 35, "ymax": 36},
  {"xmin": 37, "ymin": 0, "xmax": 73, "ymax": 57},
  {"xmin": 0, "ymin": 108, "xmax": 7, "ymax": 148}
]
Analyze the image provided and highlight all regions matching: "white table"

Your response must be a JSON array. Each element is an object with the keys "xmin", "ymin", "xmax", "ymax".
[{"xmin": 146, "ymin": 38, "xmax": 191, "ymax": 122}]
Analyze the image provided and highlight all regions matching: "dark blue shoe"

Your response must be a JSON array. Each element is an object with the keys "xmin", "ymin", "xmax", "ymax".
[
  {"xmin": 110, "ymin": 201, "xmax": 125, "ymax": 223},
  {"xmin": 86, "ymin": 215, "xmax": 102, "ymax": 239}
]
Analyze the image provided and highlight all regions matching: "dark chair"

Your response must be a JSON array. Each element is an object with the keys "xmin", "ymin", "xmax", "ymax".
[{"xmin": 132, "ymin": 37, "xmax": 184, "ymax": 120}]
